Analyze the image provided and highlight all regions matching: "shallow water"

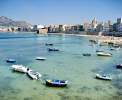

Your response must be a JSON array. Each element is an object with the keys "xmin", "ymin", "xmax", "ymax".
[{"xmin": 0, "ymin": 32, "xmax": 122, "ymax": 100}]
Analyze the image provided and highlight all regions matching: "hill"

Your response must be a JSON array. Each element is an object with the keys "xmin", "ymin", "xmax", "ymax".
[{"xmin": 0, "ymin": 16, "xmax": 32, "ymax": 28}]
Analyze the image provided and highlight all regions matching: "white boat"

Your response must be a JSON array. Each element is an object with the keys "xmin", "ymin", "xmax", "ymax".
[
  {"xmin": 96, "ymin": 74, "xmax": 112, "ymax": 81},
  {"xmin": 35, "ymin": 57, "xmax": 47, "ymax": 60},
  {"xmin": 27, "ymin": 70, "xmax": 42, "ymax": 80},
  {"xmin": 110, "ymin": 47, "xmax": 120, "ymax": 51},
  {"xmin": 96, "ymin": 51, "xmax": 112, "ymax": 56},
  {"xmin": 11, "ymin": 65, "xmax": 28, "ymax": 73}
]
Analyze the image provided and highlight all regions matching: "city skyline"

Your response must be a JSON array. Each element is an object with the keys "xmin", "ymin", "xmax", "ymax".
[{"xmin": 0, "ymin": 0, "xmax": 122, "ymax": 25}]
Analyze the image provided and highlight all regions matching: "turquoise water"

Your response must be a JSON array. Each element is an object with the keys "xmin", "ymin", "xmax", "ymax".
[{"xmin": 0, "ymin": 32, "xmax": 122, "ymax": 100}]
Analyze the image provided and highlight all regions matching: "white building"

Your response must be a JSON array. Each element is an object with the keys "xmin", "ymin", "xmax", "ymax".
[
  {"xmin": 117, "ymin": 18, "xmax": 122, "ymax": 24},
  {"xmin": 117, "ymin": 24, "xmax": 122, "ymax": 32},
  {"xmin": 117, "ymin": 18, "xmax": 122, "ymax": 32}
]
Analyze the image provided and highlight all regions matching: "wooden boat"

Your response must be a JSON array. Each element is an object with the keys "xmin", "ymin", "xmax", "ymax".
[
  {"xmin": 35, "ymin": 57, "xmax": 47, "ymax": 61},
  {"xmin": 27, "ymin": 70, "xmax": 42, "ymax": 80},
  {"xmin": 45, "ymin": 79, "xmax": 68, "ymax": 87},
  {"xmin": 82, "ymin": 53, "xmax": 91, "ymax": 56},
  {"xmin": 116, "ymin": 64, "xmax": 122, "ymax": 69},
  {"xmin": 96, "ymin": 74, "xmax": 112, "ymax": 81},
  {"xmin": 11, "ymin": 65, "xmax": 28, "ymax": 73},
  {"xmin": 6, "ymin": 58, "xmax": 16, "ymax": 63},
  {"xmin": 48, "ymin": 48, "xmax": 59, "ymax": 51},
  {"xmin": 96, "ymin": 51, "xmax": 112, "ymax": 57}
]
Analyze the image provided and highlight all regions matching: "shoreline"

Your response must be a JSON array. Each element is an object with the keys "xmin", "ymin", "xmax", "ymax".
[
  {"xmin": 47, "ymin": 33, "xmax": 122, "ymax": 45},
  {"xmin": 0, "ymin": 31, "xmax": 122, "ymax": 45}
]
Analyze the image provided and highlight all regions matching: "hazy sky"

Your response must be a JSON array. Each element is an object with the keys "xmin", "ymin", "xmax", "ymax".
[{"xmin": 0, "ymin": 0, "xmax": 122, "ymax": 25}]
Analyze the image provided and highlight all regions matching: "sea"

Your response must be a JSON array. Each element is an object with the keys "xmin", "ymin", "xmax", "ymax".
[{"xmin": 0, "ymin": 32, "xmax": 122, "ymax": 100}]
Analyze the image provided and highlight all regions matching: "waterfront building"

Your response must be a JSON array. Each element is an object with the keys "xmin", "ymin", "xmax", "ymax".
[
  {"xmin": 59, "ymin": 25, "xmax": 66, "ymax": 32},
  {"xmin": 83, "ymin": 22, "xmax": 91, "ymax": 32},
  {"xmin": 91, "ymin": 17, "xmax": 97, "ymax": 30},
  {"xmin": 96, "ymin": 23, "xmax": 103, "ymax": 32},
  {"xmin": 117, "ymin": 18, "xmax": 122, "ymax": 24},
  {"xmin": 116, "ymin": 18, "xmax": 122, "ymax": 32},
  {"xmin": 117, "ymin": 23, "xmax": 122, "ymax": 32},
  {"xmin": 37, "ymin": 28, "xmax": 48, "ymax": 34},
  {"xmin": 102, "ymin": 20, "xmax": 113, "ymax": 32}
]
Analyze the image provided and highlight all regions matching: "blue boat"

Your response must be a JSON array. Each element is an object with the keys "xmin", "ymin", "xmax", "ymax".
[
  {"xmin": 45, "ymin": 79, "xmax": 68, "ymax": 87},
  {"xmin": 82, "ymin": 53, "xmax": 91, "ymax": 56},
  {"xmin": 48, "ymin": 48, "xmax": 59, "ymax": 51},
  {"xmin": 45, "ymin": 43, "xmax": 53, "ymax": 46},
  {"xmin": 6, "ymin": 58, "xmax": 16, "ymax": 63}
]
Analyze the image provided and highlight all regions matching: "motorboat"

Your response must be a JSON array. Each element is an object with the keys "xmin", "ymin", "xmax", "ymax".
[
  {"xmin": 96, "ymin": 50, "xmax": 104, "ymax": 52},
  {"xmin": 45, "ymin": 79, "xmax": 68, "ymax": 87},
  {"xmin": 96, "ymin": 74, "xmax": 112, "ymax": 81},
  {"xmin": 116, "ymin": 64, "xmax": 122, "ymax": 69},
  {"xmin": 110, "ymin": 46, "xmax": 120, "ymax": 51},
  {"xmin": 45, "ymin": 43, "xmax": 53, "ymax": 46},
  {"xmin": 35, "ymin": 57, "xmax": 47, "ymax": 61},
  {"xmin": 82, "ymin": 53, "xmax": 91, "ymax": 56},
  {"xmin": 11, "ymin": 65, "xmax": 28, "ymax": 73},
  {"xmin": 6, "ymin": 58, "xmax": 16, "ymax": 63},
  {"xmin": 48, "ymin": 48, "xmax": 59, "ymax": 51},
  {"xmin": 96, "ymin": 51, "xmax": 112, "ymax": 57},
  {"xmin": 27, "ymin": 70, "xmax": 42, "ymax": 80}
]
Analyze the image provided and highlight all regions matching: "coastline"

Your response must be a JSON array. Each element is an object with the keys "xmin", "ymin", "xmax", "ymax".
[
  {"xmin": 47, "ymin": 33, "xmax": 122, "ymax": 45},
  {"xmin": 0, "ymin": 31, "xmax": 122, "ymax": 45}
]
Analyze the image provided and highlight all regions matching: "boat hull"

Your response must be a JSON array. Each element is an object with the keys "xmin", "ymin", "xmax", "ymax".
[
  {"xmin": 96, "ymin": 74, "xmax": 112, "ymax": 81},
  {"xmin": 97, "ymin": 52, "xmax": 112, "ymax": 57},
  {"xmin": 45, "ymin": 80, "xmax": 68, "ymax": 87},
  {"xmin": 11, "ymin": 65, "xmax": 27, "ymax": 73},
  {"xmin": 6, "ymin": 59, "xmax": 16, "ymax": 63},
  {"xmin": 116, "ymin": 64, "xmax": 122, "ymax": 69}
]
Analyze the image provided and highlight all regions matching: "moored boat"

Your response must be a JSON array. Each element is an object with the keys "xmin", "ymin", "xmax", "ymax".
[
  {"xmin": 82, "ymin": 53, "xmax": 91, "ymax": 56},
  {"xmin": 96, "ymin": 74, "xmax": 112, "ymax": 81},
  {"xmin": 45, "ymin": 43, "xmax": 53, "ymax": 46},
  {"xmin": 27, "ymin": 70, "xmax": 42, "ymax": 80},
  {"xmin": 6, "ymin": 58, "xmax": 16, "ymax": 63},
  {"xmin": 11, "ymin": 65, "xmax": 28, "ymax": 73},
  {"xmin": 96, "ymin": 51, "xmax": 112, "ymax": 57},
  {"xmin": 110, "ymin": 46, "xmax": 120, "ymax": 51},
  {"xmin": 35, "ymin": 57, "xmax": 47, "ymax": 61},
  {"xmin": 45, "ymin": 79, "xmax": 68, "ymax": 87},
  {"xmin": 116, "ymin": 64, "xmax": 122, "ymax": 69},
  {"xmin": 48, "ymin": 48, "xmax": 59, "ymax": 51}
]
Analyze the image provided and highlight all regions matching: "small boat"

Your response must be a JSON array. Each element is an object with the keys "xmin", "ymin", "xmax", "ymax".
[
  {"xmin": 45, "ymin": 43, "xmax": 53, "ymax": 46},
  {"xmin": 6, "ymin": 58, "xmax": 16, "ymax": 63},
  {"xmin": 113, "ymin": 44, "xmax": 120, "ymax": 48},
  {"xmin": 110, "ymin": 46, "xmax": 120, "ymax": 51},
  {"xmin": 45, "ymin": 79, "xmax": 68, "ymax": 87},
  {"xmin": 11, "ymin": 65, "xmax": 28, "ymax": 73},
  {"xmin": 35, "ymin": 57, "xmax": 47, "ymax": 61},
  {"xmin": 82, "ymin": 53, "xmax": 91, "ymax": 56},
  {"xmin": 48, "ymin": 48, "xmax": 59, "ymax": 51},
  {"xmin": 96, "ymin": 74, "xmax": 112, "ymax": 81},
  {"xmin": 116, "ymin": 64, "xmax": 122, "ymax": 69},
  {"xmin": 96, "ymin": 50, "xmax": 104, "ymax": 52},
  {"xmin": 27, "ymin": 70, "xmax": 42, "ymax": 80},
  {"xmin": 96, "ymin": 51, "xmax": 112, "ymax": 57}
]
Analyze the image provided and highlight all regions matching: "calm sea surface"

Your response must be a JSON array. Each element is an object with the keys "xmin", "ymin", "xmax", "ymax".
[{"xmin": 0, "ymin": 32, "xmax": 122, "ymax": 100}]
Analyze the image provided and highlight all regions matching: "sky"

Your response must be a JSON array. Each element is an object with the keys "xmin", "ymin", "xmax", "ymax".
[{"xmin": 0, "ymin": 0, "xmax": 122, "ymax": 25}]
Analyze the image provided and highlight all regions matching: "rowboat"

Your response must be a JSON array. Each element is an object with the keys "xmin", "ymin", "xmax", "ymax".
[
  {"xmin": 96, "ymin": 51, "xmax": 112, "ymax": 57},
  {"xmin": 35, "ymin": 57, "xmax": 47, "ymax": 61},
  {"xmin": 96, "ymin": 74, "xmax": 112, "ymax": 81},
  {"xmin": 45, "ymin": 79, "xmax": 68, "ymax": 87},
  {"xmin": 6, "ymin": 58, "xmax": 16, "ymax": 63}
]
